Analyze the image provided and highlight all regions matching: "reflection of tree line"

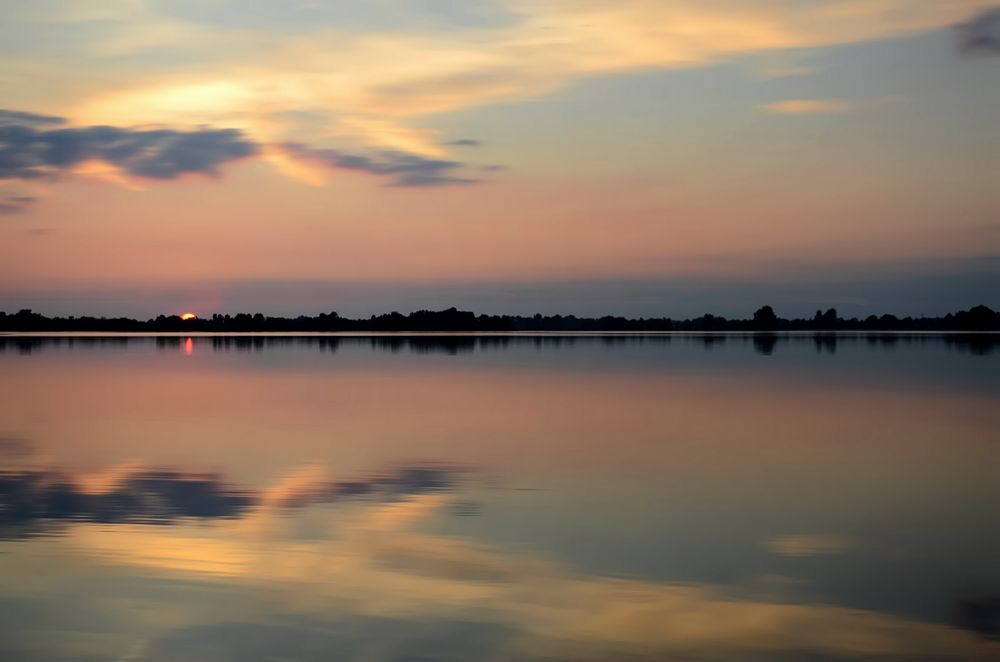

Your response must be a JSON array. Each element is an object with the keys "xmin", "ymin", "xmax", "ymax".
[
  {"xmin": 0, "ymin": 462, "xmax": 463, "ymax": 540},
  {"xmin": 2, "ymin": 304, "xmax": 998, "ymax": 332},
  {"xmin": 2, "ymin": 332, "xmax": 998, "ymax": 355}
]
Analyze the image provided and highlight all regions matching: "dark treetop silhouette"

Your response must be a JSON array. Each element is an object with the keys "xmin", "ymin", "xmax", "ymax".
[{"xmin": 0, "ymin": 305, "xmax": 997, "ymax": 333}]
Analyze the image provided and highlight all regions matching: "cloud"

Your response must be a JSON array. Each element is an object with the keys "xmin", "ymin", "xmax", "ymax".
[
  {"xmin": 281, "ymin": 142, "xmax": 478, "ymax": 187},
  {"xmin": 444, "ymin": 138, "xmax": 482, "ymax": 147},
  {"xmin": 762, "ymin": 534, "xmax": 856, "ymax": 557},
  {"xmin": 0, "ymin": 2, "xmax": 991, "ymax": 213},
  {"xmin": 761, "ymin": 99, "xmax": 854, "ymax": 114},
  {"xmin": 45, "ymin": 1, "xmax": 990, "ymax": 162},
  {"xmin": 958, "ymin": 7, "xmax": 1000, "ymax": 54},
  {"xmin": 0, "ymin": 109, "xmax": 64, "ymax": 126},
  {"xmin": 0, "ymin": 115, "xmax": 258, "ymax": 183},
  {"xmin": 0, "ymin": 110, "xmax": 481, "ymax": 207},
  {"xmin": 0, "ymin": 193, "xmax": 38, "ymax": 214}
]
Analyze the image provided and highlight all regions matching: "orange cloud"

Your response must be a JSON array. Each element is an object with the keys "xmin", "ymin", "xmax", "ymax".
[
  {"xmin": 52, "ymin": 1, "xmax": 992, "ymax": 158},
  {"xmin": 762, "ymin": 99, "xmax": 855, "ymax": 114}
]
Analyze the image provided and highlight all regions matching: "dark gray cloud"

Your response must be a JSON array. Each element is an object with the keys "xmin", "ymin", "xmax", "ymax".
[
  {"xmin": 958, "ymin": 7, "xmax": 1000, "ymax": 54},
  {"xmin": 282, "ymin": 142, "xmax": 478, "ymax": 187},
  {"xmin": 444, "ymin": 138, "xmax": 481, "ymax": 147},
  {"xmin": 0, "ymin": 109, "xmax": 65, "ymax": 126},
  {"xmin": 0, "ymin": 109, "xmax": 481, "ymax": 206},
  {"xmin": 0, "ymin": 117, "xmax": 258, "ymax": 183}
]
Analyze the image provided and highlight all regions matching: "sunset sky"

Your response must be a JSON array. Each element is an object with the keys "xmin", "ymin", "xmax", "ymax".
[{"xmin": 1, "ymin": 0, "xmax": 997, "ymax": 318}]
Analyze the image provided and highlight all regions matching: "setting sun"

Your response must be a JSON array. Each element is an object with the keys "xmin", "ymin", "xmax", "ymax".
[{"xmin": 180, "ymin": 312, "xmax": 197, "ymax": 320}]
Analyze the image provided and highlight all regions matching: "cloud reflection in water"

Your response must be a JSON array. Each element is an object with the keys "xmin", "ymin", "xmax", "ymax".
[{"xmin": 0, "ymin": 460, "xmax": 996, "ymax": 660}]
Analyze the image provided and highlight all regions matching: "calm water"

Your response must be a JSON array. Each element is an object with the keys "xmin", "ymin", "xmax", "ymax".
[{"xmin": 1, "ymin": 334, "xmax": 997, "ymax": 661}]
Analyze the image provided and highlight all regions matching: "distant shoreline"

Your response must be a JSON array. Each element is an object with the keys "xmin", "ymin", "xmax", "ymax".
[
  {"xmin": 2, "ymin": 330, "xmax": 999, "ymax": 337},
  {"xmin": 1, "ymin": 305, "xmax": 997, "ymax": 333}
]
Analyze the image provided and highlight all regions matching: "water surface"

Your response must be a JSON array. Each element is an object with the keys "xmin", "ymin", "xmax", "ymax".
[{"xmin": 1, "ymin": 334, "xmax": 997, "ymax": 660}]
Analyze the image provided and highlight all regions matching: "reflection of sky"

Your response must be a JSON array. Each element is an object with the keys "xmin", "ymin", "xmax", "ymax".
[{"xmin": 1, "ymin": 338, "xmax": 998, "ymax": 659}]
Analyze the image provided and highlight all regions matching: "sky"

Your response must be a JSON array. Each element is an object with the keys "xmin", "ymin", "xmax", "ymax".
[{"xmin": 0, "ymin": 0, "xmax": 998, "ymax": 319}]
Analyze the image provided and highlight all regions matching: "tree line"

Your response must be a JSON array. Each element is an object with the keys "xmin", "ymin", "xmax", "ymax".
[{"xmin": 1, "ymin": 304, "xmax": 997, "ymax": 332}]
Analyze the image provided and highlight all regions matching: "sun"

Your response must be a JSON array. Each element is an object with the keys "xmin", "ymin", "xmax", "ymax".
[{"xmin": 180, "ymin": 312, "xmax": 197, "ymax": 321}]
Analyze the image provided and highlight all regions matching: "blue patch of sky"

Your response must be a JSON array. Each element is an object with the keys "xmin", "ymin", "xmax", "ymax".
[{"xmin": 427, "ymin": 27, "xmax": 999, "ymax": 176}]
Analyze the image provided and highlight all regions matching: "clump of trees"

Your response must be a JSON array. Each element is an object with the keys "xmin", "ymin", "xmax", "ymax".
[{"xmin": 1, "ymin": 305, "xmax": 997, "ymax": 332}]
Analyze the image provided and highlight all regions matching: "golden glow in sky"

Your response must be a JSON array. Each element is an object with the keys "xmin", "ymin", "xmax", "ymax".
[{"xmin": 0, "ymin": 1, "xmax": 996, "ymax": 316}]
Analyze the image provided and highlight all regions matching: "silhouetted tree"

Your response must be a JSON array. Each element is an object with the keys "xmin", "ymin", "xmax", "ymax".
[
  {"xmin": 752, "ymin": 305, "xmax": 778, "ymax": 331},
  {"xmin": 814, "ymin": 307, "xmax": 838, "ymax": 329}
]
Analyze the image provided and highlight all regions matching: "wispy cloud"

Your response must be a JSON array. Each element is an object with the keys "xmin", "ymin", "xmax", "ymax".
[
  {"xmin": 39, "ymin": 1, "xmax": 991, "ymax": 158},
  {"xmin": 444, "ymin": 138, "xmax": 482, "ymax": 147},
  {"xmin": 762, "ymin": 534, "xmax": 856, "ymax": 557},
  {"xmin": 958, "ymin": 7, "xmax": 1000, "ymax": 54},
  {"xmin": 0, "ymin": 193, "xmax": 38, "ymax": 214},
  {"xmin": 279, "ymin": 142, "xmax": 479, "ymax": 187},
  {"xmin": 762, "ymin": 99, "xmax": 855, "ymax": 115},
  {"xmin": 0, "ymin": 109, "xmax": 65, "ymax": 126},
  {"xmin": 0, "ymin": 110, "xmax": 480, "ymax": 207}
]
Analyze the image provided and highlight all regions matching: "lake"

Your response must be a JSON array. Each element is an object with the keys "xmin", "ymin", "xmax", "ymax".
[{"xmin": 1, "ymin": 334, "xmax": 997, "ymax": 660}]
